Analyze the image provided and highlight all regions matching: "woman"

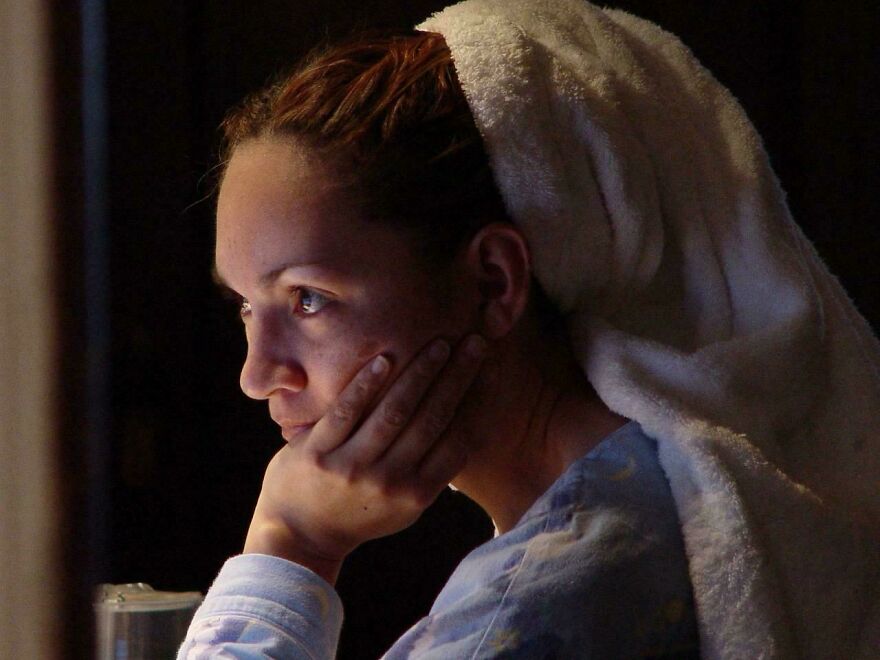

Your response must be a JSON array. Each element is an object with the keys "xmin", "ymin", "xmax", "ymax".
[{"xmin": 180, "ymin": 1, "xmax": 880, "ymax": 658}]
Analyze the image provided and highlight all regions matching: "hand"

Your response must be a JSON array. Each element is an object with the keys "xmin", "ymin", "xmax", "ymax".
[{"xmin": 243, "ymin": 334, "xmax": 488, "ymax": 584}]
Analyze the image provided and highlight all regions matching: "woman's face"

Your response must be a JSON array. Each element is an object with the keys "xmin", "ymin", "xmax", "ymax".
[{"xmin": 215, "ymin": 139, "xmax": 474, "ymax": 441}]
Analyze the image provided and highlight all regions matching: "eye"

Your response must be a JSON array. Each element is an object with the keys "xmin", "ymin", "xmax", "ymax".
[
  {"xmin": 219, "ymin": 286, "xmax": 252, "ymax": 321},
  {"xmin": 291, "ymin": 287, "xmax": 329, "ymax": 316}
]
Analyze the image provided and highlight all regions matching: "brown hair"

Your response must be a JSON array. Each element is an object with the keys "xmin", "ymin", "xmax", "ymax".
[{"xmin": 220, "ymin": 30, "xmax": 508, "ymax": 262}]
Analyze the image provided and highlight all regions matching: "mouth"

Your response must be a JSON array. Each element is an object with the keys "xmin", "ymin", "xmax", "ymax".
[{"xmin": 279, "ymin": 422, "xmax": 316, "ymax": 442}]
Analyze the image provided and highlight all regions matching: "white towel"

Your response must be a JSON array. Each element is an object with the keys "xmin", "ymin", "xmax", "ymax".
[{"xmin": 419, "ymin": 1, "xmax": 880, "ymax": 657}]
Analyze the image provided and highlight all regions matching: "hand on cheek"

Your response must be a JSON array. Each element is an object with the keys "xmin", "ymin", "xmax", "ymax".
[{"xmin": 244, "ymin": 333, "xmax": 488, "ymax": 584}]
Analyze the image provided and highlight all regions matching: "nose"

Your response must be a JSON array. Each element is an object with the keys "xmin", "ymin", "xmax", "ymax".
[{"xmin": 239, "ymin": 313, "xmax": 307, "ymax": 400}]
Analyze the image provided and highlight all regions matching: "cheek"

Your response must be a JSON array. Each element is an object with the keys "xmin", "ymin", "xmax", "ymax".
[
  {"xmin": 303, "ymin": 325, "xmax": 388, "ymax": 404},
  {"xmin": 355, "ymin": 338, "xmax": 383, "ymax": 363},
  {"xmin": 305, "ymin": 291, "xmax": 462, "ymax": 403},
  {"xmin": 318, "ymin": 322, "xmax": 418, "ymax": 396}
]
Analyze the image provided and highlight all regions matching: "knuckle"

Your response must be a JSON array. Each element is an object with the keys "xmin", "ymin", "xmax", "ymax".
[
  {"xmin": 337, "ymin": 462, "xmax": 360, "ymax": 485},
  {"xmin": 422, "ymin": 413, "xmax": 447, "ymax": 437},
  {"xmin": 423, "ymin": 403, "xmax": 453, "ymax": 435},
  {"xmin": 444, "ymin": 428, "xmax": 469, "ymax": 454},
  {"xmin": 382, "ymin": 401, "xmax": 410, "ymax": 428},
  {"xmin": 380, "ymin": 480, "xmax": 416, "ymax": 505},
  {"xmin": 305, "ymin": 446, "xmax": 325, "ymax": 468},
  {"xmin": 373, "ymin": 472, "xmax": 400, "ymax": 498},
  {"xmin": 406, "ymin": 487, "xmax": 434, "ymax": 510},
  {"xmin": 362, "ymin": 431, "xmax": 392, "ymax": 461},
  {"xmin": 415, "ymin": 353, "xmax": 439, "ymax": 375},
  {"xmin": 353, "ymin": 378, "xmax": 372, "ymax": 401},
  {"xmin": 332, "ymin": 398, "xmax": 358, "ymax": 424},
  {"xmin": 375, "ymin": 477, "xmax": 395, "ymax": 497}
]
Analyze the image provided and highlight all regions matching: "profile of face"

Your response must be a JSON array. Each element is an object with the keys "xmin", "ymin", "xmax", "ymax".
[{"xmin": 214, "ymin": 139, "xmax": 477, "ymax": 441}]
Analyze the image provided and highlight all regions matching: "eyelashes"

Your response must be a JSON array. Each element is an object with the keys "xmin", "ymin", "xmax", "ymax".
[
  {"xmin": 223, "ymin": 287, "xmax": 329, "ymax": 321},
  {"xmin": 219, "ymin": 287, "xmax": 251, "ymax": 320},
  {"xmin": 293, "ymin": 288, "xmax": 329, "ymax": 315}
]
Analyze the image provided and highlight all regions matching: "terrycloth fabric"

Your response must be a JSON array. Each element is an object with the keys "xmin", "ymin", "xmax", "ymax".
[{"xmin": 419, "ymin": 2, "xmax": 880, "ymax": 658}]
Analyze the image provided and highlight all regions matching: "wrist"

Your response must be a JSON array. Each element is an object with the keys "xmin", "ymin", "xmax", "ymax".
[{"xmin": 244, "ymin": 519, "xmax": 346, "ymax": 585}]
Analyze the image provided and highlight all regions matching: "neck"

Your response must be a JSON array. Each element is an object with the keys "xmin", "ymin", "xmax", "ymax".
[{"xmin": 450, "ymin": 327, "xmax": 628, "ymax": 533}]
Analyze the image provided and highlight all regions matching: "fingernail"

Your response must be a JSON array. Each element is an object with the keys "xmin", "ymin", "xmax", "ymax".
[
  {"xmin": 429, "ymin": 339, "xmax": 451, "ymax": 362},
  {"xmin": 465, "ymin": 334, "xmax": 487, "ymax": 358},
  {"xmin": 372, "ymin": 355, "xmax": 389, "ymax": 374}
]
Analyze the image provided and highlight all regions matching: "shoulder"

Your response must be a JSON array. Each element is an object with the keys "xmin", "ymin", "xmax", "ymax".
[
  {"xmin": 485, "ymin": 424, "xmax": 698, "ymax": 656},
  {"xmin": 391, "ymin": 423, "xmax": 700, "ymax": 658}
]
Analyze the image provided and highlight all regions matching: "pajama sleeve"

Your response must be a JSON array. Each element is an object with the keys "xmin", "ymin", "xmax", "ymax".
[
  {"xmin": 177, "ymin": 424, "xmax": 699, "ymax": 659},
  {"xmin": 177, "ymin": 553, "xmax": 343, "ymax": 660}
]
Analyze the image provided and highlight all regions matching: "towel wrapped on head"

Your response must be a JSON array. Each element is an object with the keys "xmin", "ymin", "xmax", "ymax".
[{"xmin": 419, "ymin": 1, "xmax": 880, "ymax": 657}]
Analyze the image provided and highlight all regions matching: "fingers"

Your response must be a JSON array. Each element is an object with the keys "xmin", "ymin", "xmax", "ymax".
[
  {"xmin": 416, "ymin": 432, "xmax": 469, "ymax": 490},
  {"xmin": 308, "ymin": 354, "xmax": 391, "ymax": 453},
  {"xmin": 340, "ymin": 338, "xmax": 453, "ymax": 464},
  {"xmin": 379, "ymin": 334, "xmax": 486, "ymax": 476}
]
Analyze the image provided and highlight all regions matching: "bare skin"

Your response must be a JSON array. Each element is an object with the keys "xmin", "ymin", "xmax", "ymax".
[{"xmin": 215, "ymin": 138, "xmax": 628, "ymax": 584}]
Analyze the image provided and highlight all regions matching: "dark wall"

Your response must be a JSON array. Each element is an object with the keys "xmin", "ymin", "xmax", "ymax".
[
  {"xmin": 97, "ymin": 2, "xmax": 878, "ymax": 658},
  {"xmin": 102, "ymin": 3, "xmax": 493, "ymax": 658}
]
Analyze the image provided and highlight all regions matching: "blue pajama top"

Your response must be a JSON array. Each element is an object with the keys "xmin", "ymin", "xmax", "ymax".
[{"xmin": 177, "ymin": 421, "xmax": 699, "ymax": 658}]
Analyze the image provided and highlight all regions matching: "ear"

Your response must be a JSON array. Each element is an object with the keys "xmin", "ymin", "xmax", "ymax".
[{"xmin": 462, "ymin": 222, "xmax": 532, "ymax": 340}]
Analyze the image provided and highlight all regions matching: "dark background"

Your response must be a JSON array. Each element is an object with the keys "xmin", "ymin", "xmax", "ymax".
[{"xmin": 60, "ymin": 1, "xmax": 878, "ymax": 658}]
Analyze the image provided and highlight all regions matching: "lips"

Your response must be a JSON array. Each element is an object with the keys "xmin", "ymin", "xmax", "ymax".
[{"xmin": 277, "ymin": 421, "xmax": 316, "ymax": 442}]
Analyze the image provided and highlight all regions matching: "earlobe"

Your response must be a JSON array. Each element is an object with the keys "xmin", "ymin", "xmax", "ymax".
[
  {"xmin": 482, "ymin": 305, "xmax": 512, "ymax": 339},
  {"xmin": 464, "ymin": 223, "xmax": 532, "ymax": 340}
]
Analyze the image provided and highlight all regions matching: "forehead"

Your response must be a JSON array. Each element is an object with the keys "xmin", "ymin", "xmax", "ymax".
[
  {"xmin": 218, "ymin": 139, "xmax": 337, "ymax": 206},
  {"xmin": 215, "ymin": 139, "xmax": 414, "ymax": 289}
]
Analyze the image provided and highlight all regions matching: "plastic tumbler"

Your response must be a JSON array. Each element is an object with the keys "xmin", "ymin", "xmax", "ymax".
[{"xmin": 94, "ymin": 583, "xmax": 202, "ymax": 659}]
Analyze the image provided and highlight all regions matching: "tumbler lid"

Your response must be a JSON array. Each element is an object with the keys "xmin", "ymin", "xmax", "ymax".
[{"xmin": 95, "ymin": 583, "xmax": 202, "ymax": 612}]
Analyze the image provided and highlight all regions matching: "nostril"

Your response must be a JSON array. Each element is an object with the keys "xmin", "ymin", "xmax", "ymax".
[
  {"xmin": 285, "ymin": 362, "xmax": 308, "ymax": 393},
  {"xmin": 240, "ymin": 356, "xmax": 307, "ymax": 400},
  {"xmin": 239, "ymin": 316, "xmax": 307, "ymax": 397}
]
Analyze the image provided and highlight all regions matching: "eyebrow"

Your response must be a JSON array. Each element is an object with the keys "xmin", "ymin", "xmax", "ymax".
[
  {"xmin": 211, "ymin": 264, "xmax": 225, "ymax": 286},
  {"xmin": 211, "ymin": 266, "xmax": 242, "ymax": 304},
  {"xmin": 211, "ymin": 261, "xmax": 336, "ymax": 292}
]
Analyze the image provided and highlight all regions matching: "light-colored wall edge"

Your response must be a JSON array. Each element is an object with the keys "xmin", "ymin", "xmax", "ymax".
[{"xmin": 0, "ymin": 1, "xmax": 60, "ymax": 658}]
